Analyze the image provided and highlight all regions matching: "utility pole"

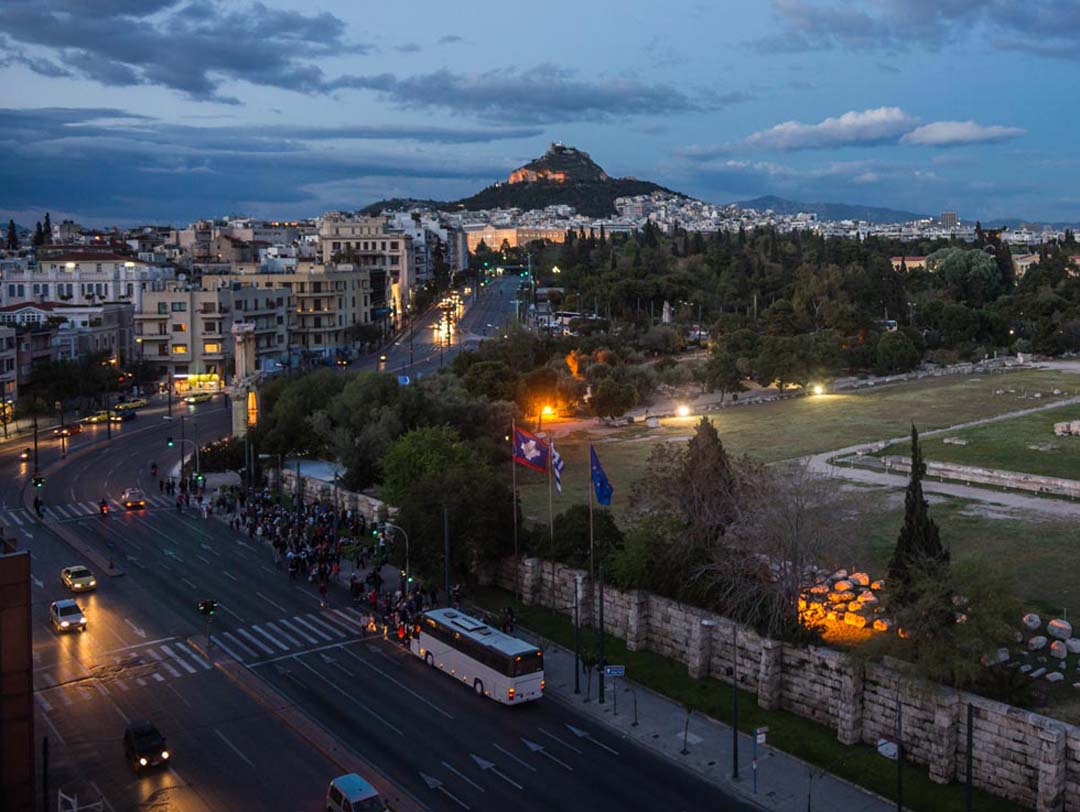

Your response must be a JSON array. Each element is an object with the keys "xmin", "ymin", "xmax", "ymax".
[
  {"xmin": 732, "ymin": 622, "xmax": 740, "ymax": 780},
  {"xmin": 32, "ymin": 411, "xmax": 39, "ymax": 474},
  {"xmin": 574, "ymin": 588, "xmax": 581, "ymax": 694},
  {"xmin": 105, "ymin": 391, "xmax": 111, "ymax": 440}
]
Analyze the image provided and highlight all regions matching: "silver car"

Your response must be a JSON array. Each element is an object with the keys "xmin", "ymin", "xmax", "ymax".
[{"xmin": 49, "ymin": 598, "xmax": 87, "ymax": 632}]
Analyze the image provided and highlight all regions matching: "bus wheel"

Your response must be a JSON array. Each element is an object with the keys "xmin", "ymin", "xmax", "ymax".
[
  {"xmin": 474, "ymin": 679, "xmax": 484, "ymax": 697},
  {"xmin": 425, "ymin": 652, "xmax": 434, "ymax": 667}
]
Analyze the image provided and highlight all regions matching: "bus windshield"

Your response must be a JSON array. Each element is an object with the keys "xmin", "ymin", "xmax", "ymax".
[{"xmin": 512, "ymin": 651, "xmax": 543, "ymax": 677}]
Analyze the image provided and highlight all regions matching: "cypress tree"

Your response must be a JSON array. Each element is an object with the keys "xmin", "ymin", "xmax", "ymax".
[
  {"xmin": 33, "ymin": 222, "xmax": 44, "ymax": 247},
  {"xmin": 887, "ymin": 424, "xmax": 949, "ymax": 606},
  {"xmin": 5, "ymin": 219, "xmax": 16, "ymax": 250},
  {"xmin": 43, "ymin": 212, "xmax": 52, "ymax": 244}
]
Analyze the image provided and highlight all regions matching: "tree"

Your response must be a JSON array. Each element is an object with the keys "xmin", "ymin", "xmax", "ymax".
[
  {"xmin": 379, "ymin": 425, "xmax": 477, "ymax": 505},
  {"xmin": 43, "ymin": 212, "xmax": 52, "ymax": 244},
  {"xmin": 463, "ymin": 360, "xmax": 519, "ymax": 403},
  {"xmin": 5, "ymin": 219, "xmax": 16, "ymax": 250},
  {"xmin": 887, "ymin": 425, "xmax": 949, "ymax": 608},
  {"xmin": 875, "ymin": 330, "xmax": 921, "ymax": 374},
  {"xmin": 547, "ymin": 504, "xmax": 623, "ymax": 568},
  {"xmin": 589, "ymin": 377, "xmax": 637, "ymax": 418},
  {"xmin": 32, "ymin": 222, "xmax": 44, "ymax": 247},
  {"xmin": 702, "ymin": 347, "xmax": 745, "ymax": 400}
]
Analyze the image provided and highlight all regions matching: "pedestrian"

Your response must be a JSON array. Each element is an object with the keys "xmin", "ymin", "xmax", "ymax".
[
  {"xmin": 350, "ymin": 574, "xmax": 361, "ymax": 604},
  {"xmin": 318, "ymin": 578, "xmax": 328, "ymax": 608}
]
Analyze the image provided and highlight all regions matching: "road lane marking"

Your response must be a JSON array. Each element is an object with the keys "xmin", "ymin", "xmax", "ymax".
[
  {"xmin": 441, "ymin": 761, "xmax": 485, "ymax": 792},
  {"xmin": 124, "ymin": 618, "xmax": 147, "ymax": 638},
  {"xmin": 294, "ymin": 658, "xmax": 403, "ymax": 736},
  {"xmin": 538, "ymin": 727, "xmax": 583, "ymax": 755},
  {"xmin": 101, "ymin": 636, "xmax": 177, "ymax": 655},
  {"xmin": 339, "ymin": 647, "xmax": 453, "ymax": 720},
  {"xmin": 223, "ymin": 571, "xmax": 238, "ymax": 581},
  {"xmin": 135, "ymin": 677, "xmax": 147, "ymax": 686},
  {"xmin": 113, "ymin": 704, "xmax": 130, "ymax": 723},
  {"xmin": 182, "ymin": 577, "xmax": 198, "ymax": 590},
  {"xmin": 222, "ymin": 632, "xmax": 257, "ymax": 659},
  {"xmin": 154, "ymin": 656, "xmax": 182, "ymax": 679},
  {"xmin": 236, "ymin": 629, "xmax": 275, "ymax": 656},
  {"xmin": 160, "ymin": 645, "xmax": 198, "ymax": 674},
  {"xmin": 41, "ymin": 672, "xmax": 56, "ymax": 687},
  {"xmin": 565, "ymin": 723, "xmax": 620, "ymax": 756},
  {"xmin": 255, "ymin": 591, "xmax": 286, "ymax": 613},
  {"xmin": 302, "ymin": 614, "xmax": 345, "ymax": 638},
  {"xmin": 277, "ymin": 618, "xmax": 319, "ymax": 644},
  {"xmin": 250, "ymin": 625, "xmax": 290, "ymax": 651},
  {"xmin": 313, "ymin": 612, "xmax": 355, "ymax": 635},
  {"xmin": 216, "ymin": 602, "xmax": 245, "ymax": 623},
  {"xmin": 209, "ymin": 635, "xmax": 243, "ymax": 661},
  {"xmin": 288, "ymin": 615, "xmax": 332, "ymax": 642},
  {"xmin": 175, "ymin": 641, "xmax": 211, "ymax": 669},
  {"xmin": 166, "ymin": 682, "xmax": 191, "ymax": 707},
  {"xmin": 264, "ymin": 622, "xmax": 300, "ymax": 647},
  {"xmin": 35, "ymin": 693, "xmax": 53, "ymax": 712},
  {"xmin": 94, "ymin": 681, "xmax": 109, "ymax": 697},
  {"xmin": 116, "ymin": 679, "xmax": 129, "ymax": 691},
  {"xmin": 492, "ymin": 743, "xmax": 537, "ymax": 772},
  {"xmin": 471, "ymin": 754, "xmax": 523, "ymax": 790},
  {"xmin": 152, "ymin": 673, "xmax": 165, "ymax": 682},
  {"xmin": 215, "ymin": 728, "xmax": 256, "ymax": 768},
  {"xmin": 420, "ymin": 773, "xmax": 470, "ymax": 810},
  {"xmin": 329, "ymin": 609, "xmax": 366, "ymax": 633},
  {"xmin": 195, "ymin": 555, "xmax": 211, "ymax": 565},
  {"xmin": 88, "ymin": 782, "xmax": 118, "ymax": 812}
]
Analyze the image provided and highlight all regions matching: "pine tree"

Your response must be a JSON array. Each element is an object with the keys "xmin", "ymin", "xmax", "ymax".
[
  {"xmin": 599, "ymin": 224, "xmax": 606, "ymax": 246},
  {"xmin": 5, "ymin": 219, "xmax": 16, "ymax": 250},
  {"xmin": 32, "ymin": 222, "xmax": 44, "ymax": 247},
  {"xmin": 43, "ymin": 212, "xmax": 52, "ymax": 244},
  {"xmin": 887, "ymin": 425, "xmax": 949, "ymax": 607}
]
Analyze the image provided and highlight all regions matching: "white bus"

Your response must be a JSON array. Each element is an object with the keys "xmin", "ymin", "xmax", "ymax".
[{"xmin": 411, "ymin": 608, "xmax": 544, "ymax": 705}]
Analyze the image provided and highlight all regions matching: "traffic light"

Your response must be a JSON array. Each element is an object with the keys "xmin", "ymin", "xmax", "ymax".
[
  {"xmin": 167, "ymin": 436, "xmax": 174, "ymax": 448},
  {"xmin": 195, "ymin": 472, "xmax": 205, "ymax": 483},
  {"xmin": 198, "ymin": 599, "xmax": 218, "ymax": 616},
  {"xmin": 32, "ymin": 475, "xmax": 44, "ymax": 488}
]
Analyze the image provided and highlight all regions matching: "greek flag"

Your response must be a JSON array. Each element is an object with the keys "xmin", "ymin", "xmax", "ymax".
[{"xmin": 551, "ymin": 440, "xmax": 564, "ymax": 494}]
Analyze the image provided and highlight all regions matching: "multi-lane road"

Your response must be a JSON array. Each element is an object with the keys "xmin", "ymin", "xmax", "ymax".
[{"xmin": 10, "ymin": 282, "xmax": 757, "ymax": 811}]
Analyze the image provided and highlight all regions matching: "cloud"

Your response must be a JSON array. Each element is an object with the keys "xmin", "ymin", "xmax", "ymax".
[
  {"xmin": 393, "ymin": 43, "xmax": 422, "ymax": 53},
  {"xmin": 0, "ymin": 0, "xmax": 374, "ymax": 102},
  {"xmin": 0, "ymin": 107, "xmax": 516, "ymax": 222},
  {"xmin": 437, "ymin": 35, "xmax": 465, "ymax": 45},
  {"xmin": 756, "ymin": 0, "xmax": 1080, "ymax": 59},
  {"xmin": 330, "ymin": 64, "xmax": 741, "ymax": 123},
  {"xmin": 901, "ymin": 120, "xmax": 1026, "ymax": 146},
  {"xmin": 744, "ymin": 107, "xmax": 916, "ymax": 150}
]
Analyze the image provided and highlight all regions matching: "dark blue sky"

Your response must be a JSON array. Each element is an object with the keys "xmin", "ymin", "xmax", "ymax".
[{"xmin": 2, "ymin": 0, "xmax": 1077, "ymax": 226}]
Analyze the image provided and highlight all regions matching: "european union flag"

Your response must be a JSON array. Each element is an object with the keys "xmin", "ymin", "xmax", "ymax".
[{"xmin": 590, "ymin": 445, "xmax": 613, "ymax": 505}]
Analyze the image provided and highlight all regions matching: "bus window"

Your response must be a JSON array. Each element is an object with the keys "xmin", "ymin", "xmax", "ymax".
[{"xmin": 513, "ymin": 651, "xmax": 543, "ymax": 677}]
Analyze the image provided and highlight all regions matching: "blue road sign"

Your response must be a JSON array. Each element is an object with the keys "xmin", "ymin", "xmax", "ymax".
[{"xmin": 603, "ymin": 665, "xmax": 625, "ymax": 678}]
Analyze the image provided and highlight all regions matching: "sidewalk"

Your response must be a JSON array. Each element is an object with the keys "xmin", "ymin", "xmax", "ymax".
[{"xmin": 519, "ymin": 629, "xmax": 893, "ymax": 812}]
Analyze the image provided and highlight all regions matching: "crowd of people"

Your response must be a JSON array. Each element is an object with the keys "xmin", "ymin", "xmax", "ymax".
[{"xmin": 212, "ymin": 486, "xmax": 434, "ymax": 642}]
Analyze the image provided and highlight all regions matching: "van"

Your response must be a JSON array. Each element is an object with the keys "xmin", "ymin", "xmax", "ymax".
[{"xmin": 326, "ymin": 774, "xmax": 388, "ymax": 812}]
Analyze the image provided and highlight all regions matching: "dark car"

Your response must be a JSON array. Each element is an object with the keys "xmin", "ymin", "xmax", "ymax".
[
  {"xmin": 124, "ymin": 720, "xmax": 170, "ymax": 770},
  {"xmin": 110, "ymin": 410, "xmax": 137, "ymax": 423}
]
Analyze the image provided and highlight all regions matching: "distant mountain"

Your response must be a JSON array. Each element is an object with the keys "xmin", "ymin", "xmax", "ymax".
[
  {"xmin": 734, "ymin": 195, "xmax": 928, "ymax": 224},
  {"xmin": 364, "ymin": 143, "xmax": 677, "ymax": 219}
]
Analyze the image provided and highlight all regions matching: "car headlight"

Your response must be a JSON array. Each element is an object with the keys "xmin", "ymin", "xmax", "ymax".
[
  {"xmin": 161, "ymin": 750, "xmax": 169, "ymax": 759},
  {"xmin": 60, "ymin": 620, "xmax": 69, "ymax": 627},
  {"xmin": 89, "ymin": 580, "xmax": 96, "ymax": 586},
  {"xmin": 139, "ymin": 757, "xmax": 148, "ymax": 766}
]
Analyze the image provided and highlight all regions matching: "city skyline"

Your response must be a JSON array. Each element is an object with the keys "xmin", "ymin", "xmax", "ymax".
[{"xmin": 2, "ymin": 0, "xmax": 1078, "ymax": 225}]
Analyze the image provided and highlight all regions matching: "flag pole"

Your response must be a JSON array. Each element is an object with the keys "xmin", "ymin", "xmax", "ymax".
[
  {"xmin": 511, "ymin": 419, "xmax": 519, "ymax": 603},
  {"xmin": 588, "ymin": 446, "xmax": 595, "ymax": 583},
  {"xmin": 547, "ymin": 433, "xmax": 555, "ymax": 607}
]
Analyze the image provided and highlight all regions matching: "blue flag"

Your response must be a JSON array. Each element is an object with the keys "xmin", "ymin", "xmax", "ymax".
[{"xmin": 590, "ymin": 445, "xmax": 613, "ymax": 505}]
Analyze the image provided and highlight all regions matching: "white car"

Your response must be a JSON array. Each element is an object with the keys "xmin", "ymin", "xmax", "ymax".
[
  {"xmin": 60, "ymin": 566, "xmax": 97, "ymax": 592},
  {"xmin": 50, "ymin": 598, "xmax": 87, "ymax": 632},
  {"xmin": 120, "ymin": 488, "xmax": 147, "ymax": 510}
]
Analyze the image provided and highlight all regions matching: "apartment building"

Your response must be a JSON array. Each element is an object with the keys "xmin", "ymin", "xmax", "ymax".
[
  {"xmin": 134, "ymin": 281, "xmax": 287, "ymax": 391},
  {"xmin": 0, "ymin": 301, "xmax": 134, "ymax": 364},
  {"xmin": 0, "ymin": 326, "xmax": 16, "ymax": 409},
  {"xmin": 2, "ymin": 252, "xmax": 172, "ymax": 311},
  {"xmin": 317, "ymin": 214, "xmax": 412, "ymax": 326}
]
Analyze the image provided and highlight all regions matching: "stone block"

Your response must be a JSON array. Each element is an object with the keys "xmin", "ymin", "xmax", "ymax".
[
  {"xmin": 1029, "ymin": 636, "xmax": 1048, "ymax": 651},
  {"xmin": 833, "ymin": 579, "xmax": 854, "ymax": 592},
  {"xmin": 1050, "ymin": 641, "xmax": 1068, "ymax": 660},
  {"xmin": 1048, "ymin": 619, "xmax": 1073, "ymax": 640},
  {"xmin": 844, "ymin": 612, "xmax": 867, "ymax": 628},
  {"xmin": 850, "ymin": 572, "xmax": 870, "ymax": 587},
  {"xmin": 1023, "ymin": 613, "xmax": 1042, "ymax": 631},
  {"xmin": 1068, "ymin": 638, "xmax": 1080, "ymax": 655}
]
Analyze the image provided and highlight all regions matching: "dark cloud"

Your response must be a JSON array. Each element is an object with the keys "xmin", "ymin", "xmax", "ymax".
[
  {"xmin": 0, "ymin": 0, "xmax": 374, "ymax": 102},
  {"xmin": 0, "ymin": 107, "xmax": 514, "ymax": 221},
  {"xmin": 756, "ymin": 0, "xmax": 1080, "ymax": 59},
  {"xmin": 437, "ymin": 35, "xmax": 465, "ymax": 45},
  {"xmin": 330, "ymin": 64, "xmax": 742, "ymax": 123},
  {"xmin": 394, "ymin": 43, "xmax": 422, "ymax": 53}
]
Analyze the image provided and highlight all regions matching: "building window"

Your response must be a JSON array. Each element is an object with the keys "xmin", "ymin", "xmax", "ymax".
[
  {"xmin": 172, "ymin": 344, "xmax": 188, "ymax": 354},
  {"xmin": 203, "ymin": 321, "xmax": 217, "ymax": 332},
  {"xmin": 171, "ymin": 302, "xmax": 186, "ymax": 312},
  {"xmin": 172, "ymin": 323, "xmax": 187, "ymax": 333},
  {"xmin": 390, "ymin": 241, "xmax": 398, "ymax": 250},
  {"xmin": 204, "ymin": 342, "xmax": 221, "ymax": 353},
  {"xmin": 314, "ymin": 316, "xmax": 321, "ymax": 328},
  {"xmin": 158, "ymin": 302, "xmax": 168, "ymax": 314}
]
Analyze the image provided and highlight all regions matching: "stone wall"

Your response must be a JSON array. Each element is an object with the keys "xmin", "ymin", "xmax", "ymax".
[
  {"xmin": 884, "ymin": 455, "xmax": 1080, "ymax": 499},
  {"xmin": 275, "ymin": 468, "xmax": 385, "ymax": 520},
  {"xmin": 503, "ymin": 556, "xmax": 1080, "ymax": 812}
]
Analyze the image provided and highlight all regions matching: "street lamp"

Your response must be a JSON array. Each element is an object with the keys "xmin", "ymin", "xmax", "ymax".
[
  {"xmin": 383, "ymin": 521, "xmax": 411, "ymax": 586},
  {"xmin": 812, "ymin": 384, "xmax": 825, "ymax": 396},
  {"xmin": 676, "ymin": 404, "xmax": 690, "ymax": 418}
]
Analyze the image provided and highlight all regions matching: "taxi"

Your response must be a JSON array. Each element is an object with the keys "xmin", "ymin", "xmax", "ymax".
[{"xmin": 184, "ymin": 392, "xmax": 213, "ymax": 405}]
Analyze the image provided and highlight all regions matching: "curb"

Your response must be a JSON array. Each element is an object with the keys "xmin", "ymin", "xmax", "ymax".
[{"xmin": 187, "ymin": 636, "xmax": 428, "ymax": 812}]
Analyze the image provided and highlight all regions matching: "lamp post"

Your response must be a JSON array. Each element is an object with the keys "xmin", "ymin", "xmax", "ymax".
[{"xmin": 383, "ymin": 521, "xmax": 410, "ymax": 586}]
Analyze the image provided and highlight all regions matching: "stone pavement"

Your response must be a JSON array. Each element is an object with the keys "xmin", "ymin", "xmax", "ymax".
[{"xmin": 516, "ymin": 628, "xmax": 895, "ymax": 812}]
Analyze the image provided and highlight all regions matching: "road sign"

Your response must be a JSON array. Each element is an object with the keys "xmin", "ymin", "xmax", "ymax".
[
  {"xmin": 603, "ymin": 664, "xmax": 625, "ymax": 678},
  {"xmin": 755, "ymin": 726, "xmax": 769, "ymax": 744}
]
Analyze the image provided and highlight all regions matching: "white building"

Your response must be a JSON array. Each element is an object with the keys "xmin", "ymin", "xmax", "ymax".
[{"xmin": 3, "ymin": 252, "xmax": 173, "ymax": 312}]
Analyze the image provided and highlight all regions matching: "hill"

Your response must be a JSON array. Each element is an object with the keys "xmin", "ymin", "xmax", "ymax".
[
  {"xmin": 735, "ymin": 195, "xmax": 927, "ymax": 224},
  {"xmin": 363, "ymin": 143, "xmax": 677, "ymax": 218}
]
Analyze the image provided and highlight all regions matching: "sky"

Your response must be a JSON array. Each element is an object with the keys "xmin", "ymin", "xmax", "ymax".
[{"xmin": 2, "ymin": 0, "xmax": 1079, "ymax": 227}]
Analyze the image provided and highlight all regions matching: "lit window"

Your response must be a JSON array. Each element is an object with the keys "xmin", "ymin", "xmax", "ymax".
[
  {"xmin": 172, "ymin": 344, "xmax": 188, "ymax": 354},
  {"xmin": 203, "ymin": 342, "xmax": 221, "ymax": 353}
]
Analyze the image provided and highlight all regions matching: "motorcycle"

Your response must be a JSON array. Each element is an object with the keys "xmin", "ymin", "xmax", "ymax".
[{"xmin": 100, "ymin": 500, "xmax": 109, "ymax": 516}]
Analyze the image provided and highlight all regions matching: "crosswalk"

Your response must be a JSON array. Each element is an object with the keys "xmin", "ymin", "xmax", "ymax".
[
  {"xmin": 1, "ymin": 494, "xmax": 182, "ymax": 526},
  {"xmin": 213, "ymin": 607, "xmax": 374, "ymax": 663},
  {"xmin": 34, "ymin": 637, "xmax": 213, "ymax": 712}
]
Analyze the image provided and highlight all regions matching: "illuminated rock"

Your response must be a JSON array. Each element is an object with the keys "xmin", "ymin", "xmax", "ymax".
[
  {"xmin": 1047, "ymin": 671, "xmax": 1065, "ymax": 683},
  {"xmin": 843, "ymin": 612, "xmax": 867, "ymax": 628},
  {"xmin": 1029, "ymin": 636, "xmax": 1048, "ymax": 651},
  {"xmin": 1051, "ymin": 641, "xmax": 1068, "ymax": 659},
  {"xmin": 850, "ymin": 572, "xmax": 870, "ymax": 587},
  {"xmin": 832, "ymin": 580, "xmax": 853, "ymax": 592},
  {"xmin": 1048, "ymin": 619, "xmax": 1073, "ymax": 640},
  {"xmin": 1022, "ymin": 613, "xmax": 1042, "ymax": 631}
]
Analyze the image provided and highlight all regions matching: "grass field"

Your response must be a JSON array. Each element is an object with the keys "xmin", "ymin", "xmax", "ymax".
[
  {"xmin": 878, "ymin": 401, "xmax": 1080, "ymax": 480},
  {"xmin": 519, "ymin": 368, "xmax": 1080, "ymax": 521}
]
